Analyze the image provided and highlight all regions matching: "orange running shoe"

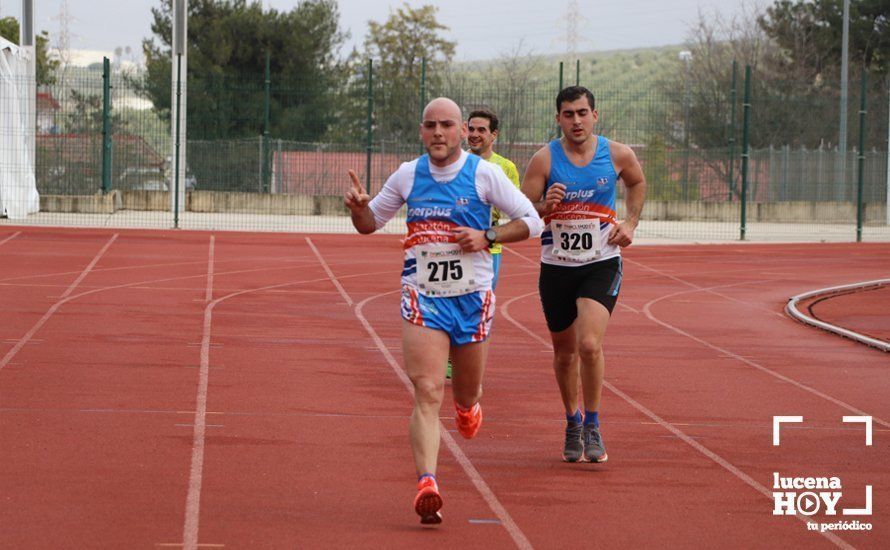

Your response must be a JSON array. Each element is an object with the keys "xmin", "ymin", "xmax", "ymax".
[
  {"xmin": 454, "ymin": 401, "xmax": 482, "ymax": 439},
  {"xmin": 413, "ymin": 475, "xmax": 443, "ymax": 524}
]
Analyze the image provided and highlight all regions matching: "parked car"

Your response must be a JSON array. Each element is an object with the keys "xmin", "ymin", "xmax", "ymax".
[
  {"xmin": 118, "ymin": 167, "xmax": 168, "ymax": 191},
  {"xmin": 117, "ymin": 167, "xmax": 196, "ymax": 192}
]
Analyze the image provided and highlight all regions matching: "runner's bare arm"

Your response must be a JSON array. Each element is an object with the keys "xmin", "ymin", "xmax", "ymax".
[
  {"xmin": 607, "ymin": 143, "xmax": 646, "ymax": 247},
  {"xmin": 521, "ymin": 147, "xmax": 563, "ymax": 217},
  {"xmin": 492, "ymin": 218, "xmax": 533, "ymax": 243},
  {"xmin": 452, "ymin": 219, "xmax": 533, "ymax": 253},
  {"xmin": 451, "ymin": 228, "xmax": 488, "ymax": 252},
  {"xmin": 345, "ymin": 169, "xmax": 376, "ymax": 234},
  {"xmin": 454, "ymin": 163, "xmax": 544, "ymax": 252}
]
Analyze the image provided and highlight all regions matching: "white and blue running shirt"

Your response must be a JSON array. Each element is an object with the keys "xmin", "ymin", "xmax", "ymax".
[{"xmin": 368, "ymin": 150, "xmax": 543, "ymax": 294}]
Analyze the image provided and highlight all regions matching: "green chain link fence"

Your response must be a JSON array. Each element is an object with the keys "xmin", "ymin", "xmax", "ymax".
[{"xmin": 4, "ymin": 58, "xmax": 889, "ymax": 241}]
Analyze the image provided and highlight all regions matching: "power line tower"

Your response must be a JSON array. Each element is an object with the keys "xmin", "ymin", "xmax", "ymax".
[
  {"xmin": 565, "ymin": 0, "xmax": 580, "ymax": 60},
  {"xmin": 51, "ymin": 0, "xmax": 74, "ymax": 88},
  {"xmin": 549, "ymin": 0, "xmax": 592, "ymax": 91},
  {"xmin": 553, "ymin": 1, "xmax": 589, "ymax": 65}
]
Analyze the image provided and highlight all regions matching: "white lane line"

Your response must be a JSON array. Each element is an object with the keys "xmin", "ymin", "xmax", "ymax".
[
  {"xmin": 305, "ymin": 237, "xmax": 353, "ymax": 306},
  {"xmin": 176, "ymin": 424, "xmax": 224, "ymax": 428},
  {"xmin": 590, "ymin": 252, "xmax": 888, "ymax": 428},
  {"xmin": 60, "ymin": 234, "xmax": 118, "ymax": 298},
  {"xmin": 206, "ymin": 236, "xmax": 215, "ymax": 303},
  {"xmin": 155, "ymin": 544, "xmax": 225, "ymax": 549},
  {"xmin": 623, "ymin": 255, "xmax": 788, "ymax": 319},
  {"xmin": 307, "ymin": 237, "xmax": 534, "ymax": 550},
  {"xmin": 500, "ymin": 291, "xmax": 853, "ymax": 550},
  {"xmin": 4, "ymin": 405, "xmax": 890, "ymax": 437},
  {"xmin": 182, "ymin": 242, "xmax": 371, "ymax": 549},
  {"xmin": 641, "ymin": 281, "xmax": 890, "ymax": 430},
  {"xmin": 183, "ymin": 236, "xmax": 216, "ymax": 550},
  {"xmin": 0, "ymin": 234, "xmax": 118, "ymax": 372},
  {"xmin": 0, "ymin": 256, "xmax": 319, "ymax": 285},
  {"xmin": 0, "ymin": 231, "xmax": 21, "ymax": 247},
  {"xmin": 0, "ymin": 266, "xmax": 390, "ymax": 377}
]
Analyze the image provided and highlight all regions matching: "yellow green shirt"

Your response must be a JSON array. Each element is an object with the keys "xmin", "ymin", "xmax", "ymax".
[{"xmin": 486, "ymin": 152, "xmax": 521, "ymax": 254}]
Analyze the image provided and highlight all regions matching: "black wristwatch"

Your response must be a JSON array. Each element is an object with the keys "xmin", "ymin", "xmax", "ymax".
[{"xmin": 484, "ymin": 228, "xmax": 498, "ymax": 245}]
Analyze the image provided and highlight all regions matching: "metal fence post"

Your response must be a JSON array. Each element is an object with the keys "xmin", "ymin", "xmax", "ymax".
[
  {"xmin": 419, "ymin": 56, "xmax": 426, "ymax": 155},
  {"xmin": 556, "ymin": 62, "xmax": 564, "ymax": 139},
  {"xmin": 886, "ymin": 76, "xmax": 890, "ymax": 226},
  {"xmin": 263, "ymin": 49, "xmax": 271, "ymax": 193},
  {"xmin": 101, "ymin": 57, "xmax": 112, "ymax": 194},
  {"xmin": 171, "ymin": 0, "xmax": 186, "ymax": 229},
  {"xmin": 173, "ymin": 52, "xmax": 183, "ymax": 228},
  {"xmin": 275, "ymin": 138, "xmax": 282, "ymax": 193},
  {"xmin": 258, "ymin": 137, "xmax": 263, "ymax": 192},
  {"xmin": 365, "ymin": 58, "xmax": 373, "ymax": 194},
  {"xmin": 781, "ymin": 144, "xmax": 789, "ymax": 201},
  {"xmin": 740, "ymin": 65, "xmax": 751, "ymax": 241},
  {"xmin": 728, "ymin": 60, "xmax": 737, "ymax": 201},
  {"xmin": 856, "ymin": 69, "xmax": 867, "ymax": 242},
  {"xmin": 682, "ymin": 53, "xmax": 692, "ymax": 202}
]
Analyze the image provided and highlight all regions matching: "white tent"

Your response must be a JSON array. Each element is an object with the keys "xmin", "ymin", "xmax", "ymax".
[{"xmin": 0, "ymin": 36, "xmax": 40, "ymax": 219}]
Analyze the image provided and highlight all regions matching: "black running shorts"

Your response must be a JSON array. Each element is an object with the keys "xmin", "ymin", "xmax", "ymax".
[{"xmin": 538, "ymin": 256, "xmax": 622, "ymax": 333}]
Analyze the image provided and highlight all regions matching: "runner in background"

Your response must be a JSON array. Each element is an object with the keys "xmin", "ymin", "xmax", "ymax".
[
  {"xmin": 521, "ymin": 86, "xmax": 646, "ymax": 464},
  {"xmin": 445, "ymin": 108, "xmax": 522, "ymax": 379}
]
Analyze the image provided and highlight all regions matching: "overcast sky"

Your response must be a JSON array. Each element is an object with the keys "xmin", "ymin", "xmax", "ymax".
[{"xmin": 2, "ymin": 0, "xmax": 754, "ymax": 62}]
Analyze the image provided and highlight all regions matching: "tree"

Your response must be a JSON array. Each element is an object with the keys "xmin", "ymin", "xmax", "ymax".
[
  {"xmin": 437, "ymin": 40, "xmax": 544, "ymax": 170},
  {"xmin": 483, "ymin": 41, "xmax": 544, "ymax": 151},
  {"xmin": 671, "ymin": 2, "xmax": 888, "ymax": 153},
  {"xmin": 63, "ymin": 90, "xmax": 128, "ymax": 134},
  {"xmin": 0, "ymin": 17, "xmax": 60, "ymax": 85},
  {"xmin": 758, "ymin": 0, "xmax": 889, "ymax": 80},
  {"xmin": 141, "ymin": 0, "xmax": 346, "ymax": 140},
  {"xmin": 670, "ymin": 8, "xmax": 783, "ymax": 148},
  {"xmin": 757, "ymin": 0, "xmax": 889, "ymax": 150},
  {"xmin": 320, "ymin": 49, "xmax": 373, "ymax": 144},
  {"xmin": 659, "ymin": 1, "xmax": 888, "ymax": 202},
  {"xmin": 362, "ymin": 4, "xmax": 456, "ymax": 143},
  {"xmin": 657, "ymin": 7, "xmax": 793, "ymax": 200}
]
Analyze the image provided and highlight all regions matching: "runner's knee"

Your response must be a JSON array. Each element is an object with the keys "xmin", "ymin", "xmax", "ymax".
[
  {"xmin": 553, "ymin": 349, "xmax": 577, "ymax": 371},
  {"xmin": 413, "ymin": 377, "xmax": 444, "ymax": 407},
  {"xmin": 578, "ymin": 337, "xmax": 603, "ymax": 361}
]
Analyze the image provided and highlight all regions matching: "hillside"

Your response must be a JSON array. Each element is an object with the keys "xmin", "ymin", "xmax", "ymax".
[{"xmin": 446, "ymin": 45, "xmax": 686, "ymax": 145}]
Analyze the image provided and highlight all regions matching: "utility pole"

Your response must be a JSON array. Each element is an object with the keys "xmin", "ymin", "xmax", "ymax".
[
  {"xmin": 21, "ymin": 0, "xmax": 35, "ymax": 188},
  {"xmin": 170, "ymin": 0, "xmax": 187, "ymax": 227},
  {"xmin": 837, "ymin": 0, "xmax": 850, "ymax": 201},
  {"xmin": 679, "ymin": 50, "xmax": 693, "ymax": 202}
]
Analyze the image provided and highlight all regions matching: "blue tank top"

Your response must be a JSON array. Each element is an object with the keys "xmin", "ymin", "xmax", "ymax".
[
  {"xmin": 401, "ymin": 154, "xmax": 496, "ymax": 293},
  {"xmin": 541, "ymin": 137, "xmax": 620, "ymax": 265},
  {"xmin": 406, "ymin": 154, "xmax": 489, "ymax": 231}
]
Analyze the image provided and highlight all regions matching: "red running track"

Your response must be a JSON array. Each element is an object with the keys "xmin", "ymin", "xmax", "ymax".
[{"xmin": 0, "ymin": 227, "xmax": 887, "ymax": 549}]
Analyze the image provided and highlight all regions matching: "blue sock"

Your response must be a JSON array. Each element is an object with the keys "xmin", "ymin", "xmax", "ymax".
[
  {"xmin": 418, "ymin": 473, "xmax": 437, "ymax": 483},
  {"xmin": 566, "ymin": 410, "xmax": 582, "ymax": 425},
  {"xmin": 584, "ymin": 410, "xmax": 599, "ymax": 427}
]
